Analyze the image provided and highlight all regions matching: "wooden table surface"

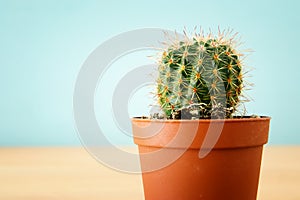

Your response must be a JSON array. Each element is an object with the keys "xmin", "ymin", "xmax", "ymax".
[{"xmin": 0, "ymin": 146, "xmax": 299, "ymax": 200}]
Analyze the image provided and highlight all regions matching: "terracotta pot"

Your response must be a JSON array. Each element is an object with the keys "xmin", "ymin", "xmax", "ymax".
[{"xmin": 132, "ymin": 117, "xmax": 270, "ymax": 200}]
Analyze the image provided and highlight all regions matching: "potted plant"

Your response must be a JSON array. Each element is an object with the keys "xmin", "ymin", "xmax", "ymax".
[{"xmin": 131, "ymin": 29, "xmax": 270, "ymax": 200}]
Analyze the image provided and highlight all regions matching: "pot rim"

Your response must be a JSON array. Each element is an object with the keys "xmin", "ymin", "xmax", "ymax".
[
  {"xmin": 132, "ymin": 116, "xmax": 271, "ymax": 123},
  {"xmin": 132, "ymin": 116, "xmax": 271, "ymax": 149}
]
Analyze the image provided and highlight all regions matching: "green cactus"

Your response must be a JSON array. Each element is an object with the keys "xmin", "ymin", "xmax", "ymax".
[{"xmin": 156, "ymin": 30, "xmax": 244, "ymax": 119}]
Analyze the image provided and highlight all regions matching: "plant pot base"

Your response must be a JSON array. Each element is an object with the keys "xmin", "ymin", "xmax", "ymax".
[{"xmin": 139, "ymin": 145, "xmax": 263, "ymax": 200}]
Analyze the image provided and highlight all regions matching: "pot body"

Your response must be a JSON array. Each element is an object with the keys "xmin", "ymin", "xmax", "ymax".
[{"xmin": 132, "ymin": 117, "xmax": 270, "ymax": 200}]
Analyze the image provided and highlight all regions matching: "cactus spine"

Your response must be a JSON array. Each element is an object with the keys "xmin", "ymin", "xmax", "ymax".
[{"xmin": 156, "ymin": 29, "xmax": 244, "ymax": 119}]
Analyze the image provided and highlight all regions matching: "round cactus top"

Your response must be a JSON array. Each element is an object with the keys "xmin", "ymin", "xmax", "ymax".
[{"xmin": 155, "ymin": 29, "xmax": 248, "ymax": 119}]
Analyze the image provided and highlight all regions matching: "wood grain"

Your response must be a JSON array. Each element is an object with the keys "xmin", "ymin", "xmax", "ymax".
[{"xmin": 0, "ymin": 146, "xmax": 299, "ymax": 200}]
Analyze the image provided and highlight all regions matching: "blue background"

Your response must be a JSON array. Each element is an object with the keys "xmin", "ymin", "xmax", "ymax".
[{"xmin": 1, "ymin": 0, "xmax": 299, "ymax": 146}]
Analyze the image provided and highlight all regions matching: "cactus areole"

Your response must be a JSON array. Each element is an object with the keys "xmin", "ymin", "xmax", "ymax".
[{"xmin": 156, "ymin": 30, "xmax": 244, "ymax": 119}]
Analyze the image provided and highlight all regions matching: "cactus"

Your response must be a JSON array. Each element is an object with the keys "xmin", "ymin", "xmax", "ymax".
[{"xmin": 156, "ymin": 29, "xmax": 245, "ymax": 119}]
